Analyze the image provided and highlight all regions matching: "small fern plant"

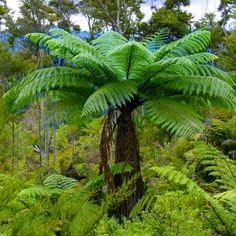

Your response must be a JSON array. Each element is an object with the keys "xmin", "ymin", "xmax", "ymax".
[
  {"xmin": 151, "ymin": 166, "xmax": 236, "ymax": 235},
  {"xmin": 6, "ymin": 28, "xmax": 236, "ymax": 217},
  {"xmin": 185, "ymin": 141, "xmax": 236, "ymax": 190}
]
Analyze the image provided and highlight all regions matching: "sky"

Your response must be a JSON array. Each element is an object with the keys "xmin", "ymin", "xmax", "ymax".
[{"xmin": 6, "ymin": 0, "xmax": 221, "ymax": 31}]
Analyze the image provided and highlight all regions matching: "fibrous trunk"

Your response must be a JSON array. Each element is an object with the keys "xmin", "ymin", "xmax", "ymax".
[
  {"xmin": 100, "ymin": 113, "xmax": 115, "ymax": 193},
  {"xmin": 113, "ymin": 109, "xmax": 144, "ymax": 218}
]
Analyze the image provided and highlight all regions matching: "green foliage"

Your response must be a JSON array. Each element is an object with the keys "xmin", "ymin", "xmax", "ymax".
[
  {"xmin": 154, "ymin": 191, "xmax": 212, "ymax": 236},
  {"xmin": 44, "ymin": 174, "xmax": 78, "ymax": 189},
  {"xmin": 185, "ymin": 141, "xmax": 236, "ymax": 190},
  {"xmin": 147, "ymin": 5, "xmax": 192, "ymax": 38},
  {"xmin": 9, "ymin": 28, "xmax": 236, "ymax": 138},
  {"xmin": 152, "ymin": 165, "xmax": 236, "ymax": 234}
]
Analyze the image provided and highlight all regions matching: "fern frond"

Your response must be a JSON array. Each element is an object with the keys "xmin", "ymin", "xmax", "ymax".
[
  {"xmin": 17, "ymin": 186, "xmax": 61, "ymax": 207},
  {"xmin": 82, "ymin": 80, "xmax": 138, "ymax": 116},
  {"xmin": 158, "ymin": 63, "xmax": 234, "ymax": 86},
  {"xmin": 106, "ymin": 41, "xmax": 154, "ymax": 80},
  {"xmin": 156, "ymin": 75, "xmax": 235, "ymax": 99},
  {"xmin": 170, "ymin": 53, "xmax": 218, "ymax": 66},
  {"xmin": 44, "ymin": 174, "xmax": 78, "ymax": 189},
  {"xmin": 67, "ymin": 202, "xmax": 102, "ymax": 236},
  {"xmin": 145, "ymin": 98, "xmax": 204, "ymax": 137},
  {"xmin": 129, "ymin": 190, "xmax": 157, "ymax": 217},
  {"xmin": 154, "ymin": 30, "xmax": 211, "ymax": 61},
  {"xmin": 72, "ymin": 53, "xmax": 117, "ymax": 84},
  {"xmin": 186, "ymin": 142, "xmax": 236, "ymax": 190},
  {"xmin": 50, "ymin": 28, "xmax": 101, "ymax": 57},
  {"xmin": 15, "ymin": 67, "xmax": 91, "ymax": 107},
  {"xmin": 91, "ymin": 31, "xmax": 128, "ymax": 55},
  {"xmin": 143, "ymin": 28, "xmax": 169, "ymax": 52},
  {"xmin": 215, "ymin": 190, "xmax": 236, "ymax": 215}
]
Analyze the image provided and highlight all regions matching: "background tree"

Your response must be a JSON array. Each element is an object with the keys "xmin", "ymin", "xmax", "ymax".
[
  {"xmin": 78, "ymin": 0, "xmax": 144, "ymax": 36},
  {"xmin": 218, "ymin": 0, "xmax": 236, "ymax": 34},
  {"xmin": 142, "ymin": 0, "xmax": 192, "ymax": 38},
  {"xmin": 49, "ymin": 0, "xmax": 79, "ymax": 31}
]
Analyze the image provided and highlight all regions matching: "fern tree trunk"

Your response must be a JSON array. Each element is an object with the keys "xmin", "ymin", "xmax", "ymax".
[{"xmin": 113, "ymin": 108, "xmax": 144, "ymax": 218}]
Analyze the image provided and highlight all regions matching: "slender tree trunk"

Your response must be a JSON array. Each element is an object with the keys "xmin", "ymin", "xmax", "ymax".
[
  {"xmin": 44, "ymin": 109, "xmax": 49, "ymax": 167},
  {"xmin": 112, "ymin": 109, "xmax": 144, "ymax": 218},
  {"xmin": 37, "ymin": 102, "xmax": 43, "ymax": 166},
  {"xmin": 71, "ymin": 131, "xmax": 76, "ymax": 160},
  {"xmin": 11, "ymin": 122, "xmax": 15, "ymax": 176},
  {"xmin": 53, "ymin": 112, "xmax": 57, "ymax": 172}
]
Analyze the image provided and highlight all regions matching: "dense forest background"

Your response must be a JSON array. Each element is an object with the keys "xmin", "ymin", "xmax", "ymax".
[{"xmin": 0, "ymin": 0, "xmax": 236, "ymax": 235}]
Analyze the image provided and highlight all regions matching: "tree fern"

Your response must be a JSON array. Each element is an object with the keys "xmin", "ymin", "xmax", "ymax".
[
  {"xmin": 11, "ymin": 28, "xmax": 236, "ymax": 138},
  {"xmin": 8, "ymin": 28, "xmax": 236, "ymax": 218}
]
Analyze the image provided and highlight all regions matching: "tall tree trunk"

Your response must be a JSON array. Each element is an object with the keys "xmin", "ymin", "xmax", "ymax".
[
  {"xmin": 37, "ymin": 102, "xmax": 43, "ymax": 166},
  {"xmin": 112, "ymin": 109, "xmax": 144, "ymax": 218},
  {"xmin": 44, "ymin": 109, "xmax": 49, "ymax": 167},
  {"xmin": 11, "ymin": 122, "xmax": 15, "ymax": 176},
  {"xmin": 53, "ymin": 112, "xmax": 57, "ymax": 172}
]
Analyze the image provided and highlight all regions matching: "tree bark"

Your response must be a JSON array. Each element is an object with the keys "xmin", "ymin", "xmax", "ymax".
[
  {"xmin": 112, "ymin": 109, "xmax": 144, "ymax": 218},
  {"xmin": 100, "ymin": 113, "xmax": 115, "ymax": 193}
]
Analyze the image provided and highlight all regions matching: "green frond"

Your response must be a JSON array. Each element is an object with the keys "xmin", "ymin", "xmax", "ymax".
[
  {"xmin": 44, "ymin": 174, "xmax": 78, "ymax": 189},
  {"xmin": 186, "ymin": 142, "xmax": 236, "ymax": 190},
  {"xmin": 17, "ymin": 186, "xmax": 61, "ymax": 207},
  {"xmin": 27, "ymin": 29, "xmax": 101, "ymax": 62},
  {"xmin": 91, "ymin": 31, "xmax": 128, "ymax": 55},
  {"xmin": 157, "ymin": 63, "xmax": 234, "ymax": 85},
  {"xmin": 129, "ymin": 191, "xmax": 157, "ymax": 217},
  {"xmin": 67, "ymin": 202, "xmax": 102, "ymax": 236},
  {"xmin": 151, "ymin": 166, "xmax": 198, "ymax": 191},
  {"xmin": 215, "ymin": 190, "xmax": 236, "ymax": 215},
  {"xmin": 110, "ymin": 162, "xmax": 133, "ymax": 175},
  {"xmin": 106, "ymin": 41, "xmax": 154, "ymax": 80},
  {"xmin": 49, "ymin": 28, "xmax": 101, "ymax": 57},
  {"xmin": 26, "ymin": 32, "xmax": 53, "ymax": 46},
  {"xmin": 143, "ymin": 28, "xmax": 169, "ymax": 52},
  {"xmin": 15, "ymin": 67, "xmax": 92, "ymax": 107},
  {"xmin": 156, "ymin": 75, "xmax": 235, "ymax": 99},
  {"xmin": 170, "ymin": 52, "xmax": 218, "ymax": 66},
  {"xmin": 154, "ymin": 30, "xmax": 211, "ymax": 61},
  {"xmin": 27, "ymin": 33, "xmax": 75, "ymax": 61},
  {"xmin": 72, "ymin": 53, "xmax": 117, "ymax": 84},
  {"xmin": 82, "ymin": 80, "xmax": 138, "ymax": 116},
  {"xmin": 145, "ymin": 98, "xmax": 204, "ymax": 137}
]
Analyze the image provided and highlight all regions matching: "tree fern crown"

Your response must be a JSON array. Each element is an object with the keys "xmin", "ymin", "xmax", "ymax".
[{"xmin": 9, "ymin": 28, "xmax": 236, "ymax": 137}]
